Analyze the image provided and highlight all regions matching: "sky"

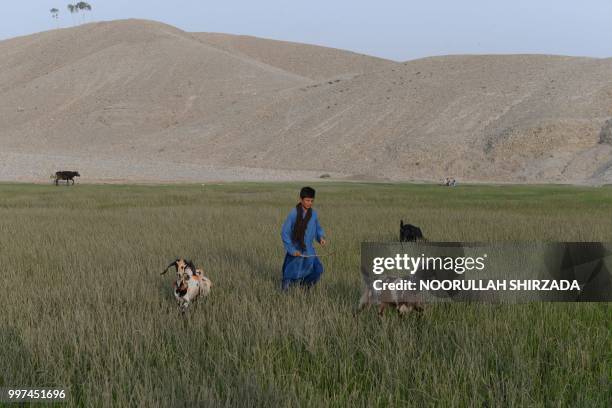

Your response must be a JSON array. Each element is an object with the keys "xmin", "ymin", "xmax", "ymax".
[{"xmin": 1, "ymin": 1, "xmax": 611, "ymax": 61}]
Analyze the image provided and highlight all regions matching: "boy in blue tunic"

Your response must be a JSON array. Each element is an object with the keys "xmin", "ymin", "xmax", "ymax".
[{"xmin": 280, "ymin": 186, "xmax": 327, "ymax": 290}]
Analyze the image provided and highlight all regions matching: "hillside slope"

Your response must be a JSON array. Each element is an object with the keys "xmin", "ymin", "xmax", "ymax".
[
  {"xmin": 193, "ymin": 32, "xmax": 396, "ymax": 80},
  {"xmin": 0, "ymin": 20, "xmax": 610, "ymax": 184},
  {"xmin": 209, "ymin": 54, "xmax": 612, "ymax": 183}
]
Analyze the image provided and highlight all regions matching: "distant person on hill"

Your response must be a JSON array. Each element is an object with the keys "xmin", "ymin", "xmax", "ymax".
[{"xmin": 280, "ymin": 186, "xmax": 327, "ymax": 291}]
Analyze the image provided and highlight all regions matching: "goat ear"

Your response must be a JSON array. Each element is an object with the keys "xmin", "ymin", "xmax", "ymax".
[{"xmin": 400, "ymin": 220, "xmax": 404, "ymax": 227}]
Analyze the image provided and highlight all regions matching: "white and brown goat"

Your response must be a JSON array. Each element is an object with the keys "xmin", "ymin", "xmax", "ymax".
[
  {"xmin": 356, "ymin": 277, "xmax": 424, "ymax": 316},
  {"xmin": 161, "ymin": 258, "xmax": 212, "ymax": 312}
]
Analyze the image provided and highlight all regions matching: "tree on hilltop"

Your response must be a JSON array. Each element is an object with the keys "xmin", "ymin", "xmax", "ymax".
[
  {"xmin": 67, "ymin": 4, "xmax": 77, "ymax": 25},
  {"xmin": 76, "ymin": 2, "xmax": 92, "ymax": 22},
  {"xmin": 50, "ymin": 8, "xmax": 60, "ymax": 28}
]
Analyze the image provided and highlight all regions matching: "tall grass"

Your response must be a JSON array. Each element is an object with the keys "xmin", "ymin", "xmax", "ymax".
[{"xmin": 0, "ymin": 183, "xmax": 610, "ymax": 407}]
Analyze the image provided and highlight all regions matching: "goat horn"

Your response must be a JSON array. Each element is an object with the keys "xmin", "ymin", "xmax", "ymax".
[{"xmin": 161, "ymin": 260, "xmax": 177, "ymax": 275}]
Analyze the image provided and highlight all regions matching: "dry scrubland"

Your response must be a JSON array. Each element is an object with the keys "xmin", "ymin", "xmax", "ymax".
[
  {"xmin": 0, "ymin": 182, "xmax": 611, "ymax": 407},
  {"xmin": 1, "ymin": 19, "xmax": 611, "ymax": 184}
]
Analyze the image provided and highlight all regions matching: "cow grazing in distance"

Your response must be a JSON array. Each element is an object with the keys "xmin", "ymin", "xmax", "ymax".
[
  {"xmin": 400, "ymin": 220, "xmax": 425, "ymax": 242},
  {"xmin": 54, "ymin": 171, "xmax": 80, "ymax": 186}
]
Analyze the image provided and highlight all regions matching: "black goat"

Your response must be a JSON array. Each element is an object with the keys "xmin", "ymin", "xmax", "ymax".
[{"xmin": 400, "ymin": 220, "xmax": 425, "ymax": 242}]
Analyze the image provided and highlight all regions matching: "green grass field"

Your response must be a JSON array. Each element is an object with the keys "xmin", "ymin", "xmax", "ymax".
[{"xmin": 0, "ymin": 182, "xmax": 610, "ymax": 407}]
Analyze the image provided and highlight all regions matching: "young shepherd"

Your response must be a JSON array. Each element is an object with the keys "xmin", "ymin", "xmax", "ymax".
[
  {"xmin": 280, "ymin": 186, "xmax": 327, "ymax": 291},
  {"xmin": 161, "ymin": 258, "xmax": 212, "ymax": 312}
]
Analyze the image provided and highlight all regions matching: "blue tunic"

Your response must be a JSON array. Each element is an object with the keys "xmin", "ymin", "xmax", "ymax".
[{"xmin": 280, "ymin": 207, "xmax": 325, "ymax": 290}]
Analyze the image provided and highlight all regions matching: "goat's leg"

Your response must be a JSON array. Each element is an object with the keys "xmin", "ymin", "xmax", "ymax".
[
  {"xmin": 398, "ymin": 304, "xmax": 414, "ymax": 316},
  {"xmin": 353, "ymin": 302, "xmax": 367, "ymax": 317},
  {"xmin": 354, "ymin": 303, "xmax": 373, "ymax": 318},
  {"xmin": 181, "ymin": 290, "xmax": 196, "ymax": 311},
  {"xmin": 355, "ymin": 288, "xmax": 373, "ymax": 316}
]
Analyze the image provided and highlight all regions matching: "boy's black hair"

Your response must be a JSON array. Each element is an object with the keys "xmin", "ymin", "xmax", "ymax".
[{"xmin": 300, "ymin": 186, "xmax": 316, "ymax": 199}]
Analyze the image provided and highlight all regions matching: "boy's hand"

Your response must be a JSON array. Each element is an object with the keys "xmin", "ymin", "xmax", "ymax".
[
  {"xmin": 320, "ymin": 239, "xmax": 327, "ymax": 247},
  {"xmin": 293, "ymin": 251, "xmax": 302, "ymax": 257}
]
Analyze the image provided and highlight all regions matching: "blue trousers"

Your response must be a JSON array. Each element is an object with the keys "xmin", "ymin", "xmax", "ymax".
[{"xmin": 281, "ymin": 253, "xmax": 324, "ymax": 290}]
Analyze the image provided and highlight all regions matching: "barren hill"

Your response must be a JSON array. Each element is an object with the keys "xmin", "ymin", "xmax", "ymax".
[
  {"xmin": 1, "ymin": 19, "xmax": 610, "ymax": 184},
  {"xmin": 193, "ymin": 32, "xmax": 395, "ymax": 80}
]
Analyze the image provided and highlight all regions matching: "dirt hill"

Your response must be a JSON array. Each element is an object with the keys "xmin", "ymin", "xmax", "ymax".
[{"xmin": 1, "ymin": 19, "xmax": 610, "ymax": 184}]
